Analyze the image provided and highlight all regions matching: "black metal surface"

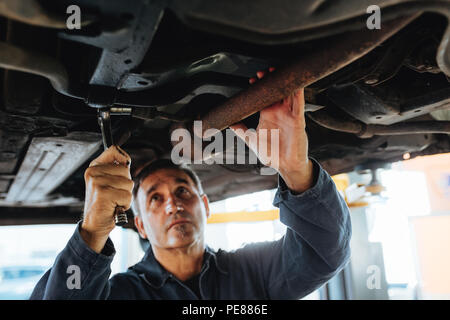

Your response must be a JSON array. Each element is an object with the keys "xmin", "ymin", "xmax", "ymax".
[
  {"xmin": 60, "ymin": 0, "xmax": 165, "ymax": 87},
  {"xmin": 170, "ymin": 0, "xmax": 409, "ymax": 45},
  {"xmin": 0, "ymin": 0, "xmax": 95, "ymax": 29},
  {"xmin": 361, "ymin": 20, "xmax": 430, "ymax": 86},
  {"xmin": 2, "ymin": 21, "xmax": 56, "ymax": 115},
  {"xmin": 120, "ymin": 52, "xmax": 270, "ymax": 91},
  {"xmin": 327, "ymin": 70, "xmax": 450, "ymax": 126},
  {"xmin": 0, "ymin": 42, "xmax": 268, "ymax": 108},
  {"xmin": 0, "ymin": 41, "xmax": 71, "ymax": 96},
  {"xmin": 169, "ymin": 1, "xmax": 450, "ymax": 79},
  {"xmin": 169, "ymin": 1, "xmax": 444, "ymax": 44}
]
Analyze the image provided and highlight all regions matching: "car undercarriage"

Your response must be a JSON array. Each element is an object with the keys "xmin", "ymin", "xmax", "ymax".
[{"xmin": 0, "ymin": 0, "xmax": 449, "ymax": 226}]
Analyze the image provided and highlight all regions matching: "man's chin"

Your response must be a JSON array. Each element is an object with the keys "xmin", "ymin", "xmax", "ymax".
[{"xmin": 168, "ymin": 224, "xmax": 195, "ymax": 240}]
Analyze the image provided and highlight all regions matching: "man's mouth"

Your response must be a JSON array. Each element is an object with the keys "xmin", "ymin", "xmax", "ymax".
[{"xmin": 168, "ymin": 219, "xmax": 191, "ymax": 230}]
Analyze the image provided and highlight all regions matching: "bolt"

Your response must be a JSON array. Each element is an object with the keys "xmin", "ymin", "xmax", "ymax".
[
  {"xmin": 110, "ymin": 107, "xmax": 132, "ymax": 115},
  {"xmin": 365, "ymin": 75, "xmax": 379, "ymax": 85}
]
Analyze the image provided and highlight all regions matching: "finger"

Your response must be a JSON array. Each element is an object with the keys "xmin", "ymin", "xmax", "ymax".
[
  {"xmin": 249, "ymin": 77, "xmax": 257, "ymax": 84},
  {"xmin": 256, "ymin": 71, "xmax": 265, "ymax": 79},
  {"xmin": 89, "ymin": 174, "xmax": 134, "ymax": 192},
  {"xmin": 85, "ymin": 164, "xmax": 131, "ymax": 180},
  {"xmin": 98, "ymin": 186, "xmax": 133, "ymax": 210},
  {"xmin": 90, "ymin": 145, "xmax": 131, "ymax": 168},
  {"xmin": 229, "ymin": 122, "xmax": 248, "ymax": 132},
  {"xmin": 291, "ymin": 88, "xmax": 305, "ymax": 117}
]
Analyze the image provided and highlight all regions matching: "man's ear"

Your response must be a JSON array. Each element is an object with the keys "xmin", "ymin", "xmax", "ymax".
[
  {"xmin": 134, "ymin": 215, "xmax": 148, "ymax": 239},
  {"xmin": 201, "ymin": 194, "xmax": 210, "ymax": 219}
]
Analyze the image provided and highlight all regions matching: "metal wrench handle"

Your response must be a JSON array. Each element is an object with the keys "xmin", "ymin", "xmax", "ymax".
[{"xmin": 98, "ymin": 109, "xmax": 128, "ymax": 226}]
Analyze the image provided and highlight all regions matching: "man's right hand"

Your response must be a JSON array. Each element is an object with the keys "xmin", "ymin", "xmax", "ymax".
[{"xmin": 81, "ymin": 145, "xmax": 133, "ymax": 253}]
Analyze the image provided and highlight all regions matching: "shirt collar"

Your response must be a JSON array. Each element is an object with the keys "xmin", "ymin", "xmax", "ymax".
[
  {"xmin": 133, "ymin": 245, "xmax": 228, "ymax": 288},
  {"xmin": 205, "ymin": 246, "xmax": 228, "ymax": 275}
]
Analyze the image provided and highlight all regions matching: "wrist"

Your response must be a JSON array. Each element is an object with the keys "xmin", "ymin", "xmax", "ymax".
[
  {"xmin": 279, "ymin": 159, "xmax": 314, "ymax": 194},
  {"xmin": 80, "ymin": 222, "xmax": 109, "ymax": 254}
]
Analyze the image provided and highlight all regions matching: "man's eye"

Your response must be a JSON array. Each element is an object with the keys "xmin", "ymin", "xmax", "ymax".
[
  {"xmin": 151, "ymin": 194, "xmax": 160, "ymax": 202},
  {"xmin": 177, "ymin": 187, "xmax": 190, "ymax": 196}
]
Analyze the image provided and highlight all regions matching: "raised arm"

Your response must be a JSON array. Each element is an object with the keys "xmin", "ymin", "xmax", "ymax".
[
  {"xmin": 227, "ymin": 79, "xmax": 351, "ymax": 299},
  {"xmin": 30, "ymin": 146, "xmax": 134, "ymax": 299}
]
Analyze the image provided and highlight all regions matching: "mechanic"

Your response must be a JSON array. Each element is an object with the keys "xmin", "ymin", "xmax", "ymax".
[{"xmin": 30, "ymin": 76, "xmax": 352, "ymax": 299}]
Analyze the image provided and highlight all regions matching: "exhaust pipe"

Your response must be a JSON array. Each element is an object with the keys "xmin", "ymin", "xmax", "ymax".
[{"xmin": 307, "ymin": 110, "xmax": 450, "ymax": 138}]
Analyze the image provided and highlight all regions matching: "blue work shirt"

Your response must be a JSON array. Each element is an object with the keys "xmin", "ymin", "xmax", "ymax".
[{"xmin": 30, "ymin": 159, "xmax": 351, "ymax": 300}]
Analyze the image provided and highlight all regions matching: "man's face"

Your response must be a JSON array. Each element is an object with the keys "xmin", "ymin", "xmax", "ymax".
[{"xmin": 134, "ymin": 168, "xmax": 210, "ymax": 249}]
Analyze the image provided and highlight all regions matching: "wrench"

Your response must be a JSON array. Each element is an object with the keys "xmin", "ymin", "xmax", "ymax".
[{"xmin": 97, "ymin": 109, "xmax": 128, "ymax": 226}]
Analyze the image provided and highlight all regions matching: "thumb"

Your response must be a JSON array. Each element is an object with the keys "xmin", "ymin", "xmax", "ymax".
[
  {"xmin": 90, "ymin": 145, "xmax": 131, "ymax": 168},
  {"xmin": 291, "ymin": 88, "xmax": 305, "ymax": 117}
]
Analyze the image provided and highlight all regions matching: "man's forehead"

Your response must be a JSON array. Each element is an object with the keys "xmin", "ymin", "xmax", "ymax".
[{"xmin": 139, "ymin": 168, "xmax": 196, "ymax": 192}]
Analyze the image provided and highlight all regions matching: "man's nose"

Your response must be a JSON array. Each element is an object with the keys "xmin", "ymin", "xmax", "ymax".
[{"xmin": 164, "ymin": 195, "xmax": 180, "ymax": 215}]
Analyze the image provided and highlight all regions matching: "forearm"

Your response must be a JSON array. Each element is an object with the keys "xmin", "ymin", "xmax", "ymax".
[
  {"xmin": 261, "ymin": 158, "xmax": 351, "ymax": 298},
  {"xmin": 275, "ymin": 158, "xmax": 352, "ymax": 276},
  {"xmin": 225, "ymin": 159, "xmax": 352, "ymax": 300},
  {"xmin": 30, "ymin": 222, "xmax": 115, "ymax": 300}
]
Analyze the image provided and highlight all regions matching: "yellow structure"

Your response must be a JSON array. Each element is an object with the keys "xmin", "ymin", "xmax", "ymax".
[
  {"xmin": 207, "ymin": 209, "xmax": 279, "ymax": 224},
  {"xmin": 207, "ymin": 172, "xmax": 359, "ymax": 225}
]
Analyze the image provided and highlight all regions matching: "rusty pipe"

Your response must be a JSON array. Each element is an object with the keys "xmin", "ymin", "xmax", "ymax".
[
  {"xmin": 307, "ymin": 110, "xmax": 450, "ymax": 138},
  {"xmin": 197, "ymin": 14, "xmax": 421, "ymax": 139}
]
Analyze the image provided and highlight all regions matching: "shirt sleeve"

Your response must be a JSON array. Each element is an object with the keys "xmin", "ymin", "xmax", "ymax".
[
  {"xmin": 29, "ymin": 221, "xmax": 116, "ymax": 300},
  {"xmin": 224, "ymin": 158, "xmax": 352, "ymax": 299}
]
